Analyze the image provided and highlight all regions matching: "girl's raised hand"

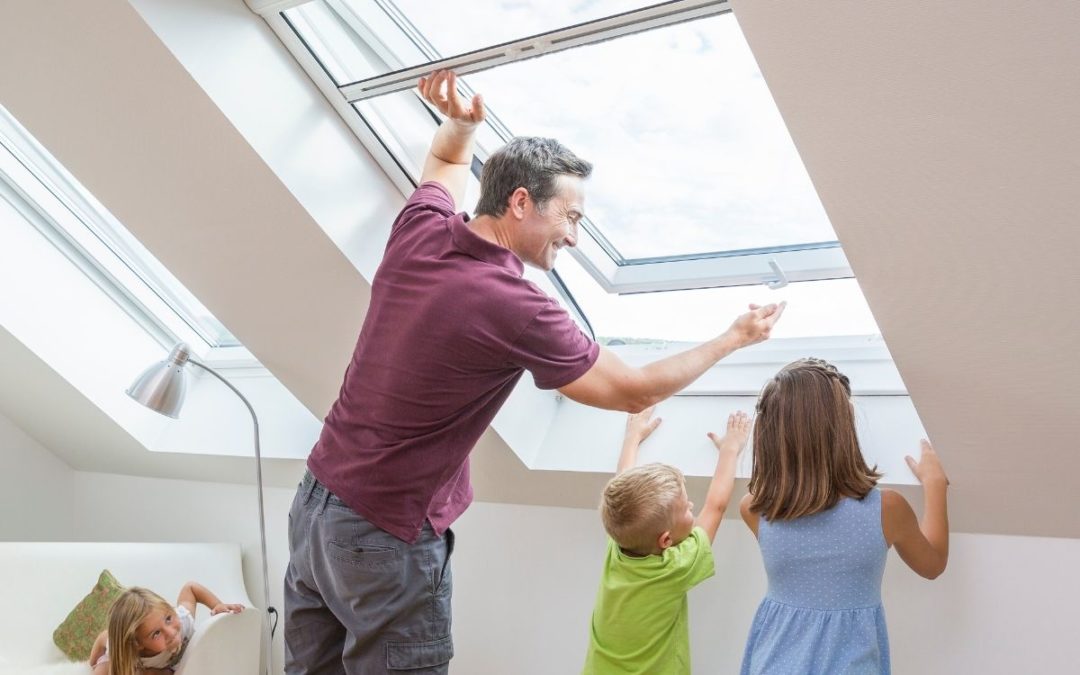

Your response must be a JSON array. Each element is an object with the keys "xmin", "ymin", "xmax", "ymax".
[
  {"xmin": 905, "ymin": 439, "xmax": 949, "ymax": 487},
  {"xmin": 210, "ymin": 603, "xmax": 245, "ymax": 615},
  {"xmin": 707, "ymin": 410, "xmax": 751, "ymax": 456}
]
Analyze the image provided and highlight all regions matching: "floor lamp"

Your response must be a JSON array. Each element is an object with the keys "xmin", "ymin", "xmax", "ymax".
[{"xmin": 127, "ymin": 342, "xmax": 274, "ymax": 675}]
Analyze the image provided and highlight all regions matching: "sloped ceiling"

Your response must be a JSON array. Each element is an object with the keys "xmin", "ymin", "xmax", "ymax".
[
  {"xmin": 731, "ymin": 0, "xmax": 1080, "ymax": 537},
  {"xmin": 0, "ymin": 0, "xmax": 1077, "ymax": 536}
]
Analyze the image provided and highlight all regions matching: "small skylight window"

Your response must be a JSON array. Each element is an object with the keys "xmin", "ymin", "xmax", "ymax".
[{"xmin": 0, "ymin": 106, "xmax": 241, "ymax": 352}]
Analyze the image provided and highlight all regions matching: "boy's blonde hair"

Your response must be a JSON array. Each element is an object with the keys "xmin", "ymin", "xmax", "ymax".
[
  {"xmin": 107, "ymin": 587, "xmax": 174, "ymax": 675},
  {"xmin": 601, "ymin": 463, "xmax": 685, "ymax": 552}
]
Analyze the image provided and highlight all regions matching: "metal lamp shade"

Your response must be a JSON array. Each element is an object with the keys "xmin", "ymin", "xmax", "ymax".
[{"xmin": 125, "ymin": 343, "xmax": 191, "ymax": 418}]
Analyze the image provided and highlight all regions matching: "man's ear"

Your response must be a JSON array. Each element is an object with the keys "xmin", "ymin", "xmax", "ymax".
[
  {"xmin": 657, "ymin": 530, "xmax": 674, "ymax": 552},
  {"xmin": 509, "ymin": 187, "xmax": 530, "ymax": 219}
]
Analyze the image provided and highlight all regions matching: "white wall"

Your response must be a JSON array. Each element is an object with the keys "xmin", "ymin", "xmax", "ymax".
[
  {"xmin": 455, "ymin": 501, "xmax": 1080, "ymax": 674},
  {"xmin": 0, "ymin": 409, "xmax": 73, "ymax": 540},
  {"xmin": 61, "ymin": 469, "xmax": 1080, "ymax": 674}
]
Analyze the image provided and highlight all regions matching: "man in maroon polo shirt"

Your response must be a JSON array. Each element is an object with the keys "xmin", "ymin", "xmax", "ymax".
[{"xmin": 284, "ymin": 71, "xmax": 785, "ymax": 674}]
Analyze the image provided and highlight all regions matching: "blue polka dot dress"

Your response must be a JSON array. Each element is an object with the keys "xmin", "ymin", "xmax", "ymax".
[{"xmin": 741, "ymin": 489, "xmax": 890, "ymax": 674}]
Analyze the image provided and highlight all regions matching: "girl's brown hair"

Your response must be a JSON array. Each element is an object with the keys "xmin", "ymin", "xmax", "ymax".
[
  {"xmin": 748, "ymin": 358, "xmax": 881, "ymax": 521},
  {"xmin": 106, "ymin": 587, "xmax": 174, "ymax": 675}
]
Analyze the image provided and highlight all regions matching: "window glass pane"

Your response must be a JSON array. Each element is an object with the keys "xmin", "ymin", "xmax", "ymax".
[
  {"xmin": 465, "ymin": 13, "xmax": 836, "ymax": 260},
  {"xmin": 285, "ymin": 0, "xmax": 388, "ymax": 85},
  {"xmin": 286, "ymin": 0, "xmax": 665, "ymax": 85},
  {"xmin": 388, "ymin": 0, "xmax": 663, "ymax": 59},
  {"xmin": 554, "ymin": 254, "xmax": 879, "ymax": 343}
]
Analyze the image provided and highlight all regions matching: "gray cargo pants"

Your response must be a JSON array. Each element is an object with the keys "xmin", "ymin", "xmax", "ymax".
[{"xmin": 284, "ymin": 471, "xmax": 454, "ymax": 674}]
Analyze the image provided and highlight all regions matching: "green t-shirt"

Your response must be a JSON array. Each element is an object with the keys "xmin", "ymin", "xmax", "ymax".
[{"xmin": 583, "ymin": 526, "xmax": 716, "ymax": 674}]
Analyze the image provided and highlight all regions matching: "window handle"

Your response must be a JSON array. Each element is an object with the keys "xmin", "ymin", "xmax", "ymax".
[{"xmin": 766, "ymin": 259, "xmax": 789, "ymax": 290}]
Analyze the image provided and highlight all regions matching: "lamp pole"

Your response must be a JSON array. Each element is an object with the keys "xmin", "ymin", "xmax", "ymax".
[{"xmin": 188, "ymin": 360, "xmax": 274, "ymax": 675}]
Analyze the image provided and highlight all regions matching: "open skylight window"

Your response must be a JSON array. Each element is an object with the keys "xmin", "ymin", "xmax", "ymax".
[
  {"xmin": 276, "ymin": 0, "xmax": 852, "ymax": 301},
  {"xmin": 244, "ymin": 0, "xmax": 926, "ymax": 482},
  {"xmin": 268, "ymin": 0, "xmax": 873, "ymax": 345}
]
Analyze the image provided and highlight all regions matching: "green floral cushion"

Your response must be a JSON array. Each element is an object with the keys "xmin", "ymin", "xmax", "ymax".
[{"xmin": 52, "ymin": 569, "xmax": 125, "ymax": 662}]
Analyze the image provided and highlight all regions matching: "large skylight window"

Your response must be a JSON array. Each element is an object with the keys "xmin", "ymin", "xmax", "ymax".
[
  {"xmin": 0, "ymin": 106, "xmax": 242, "ymax": 354},
  {"xmin": 266, "ymin": 0, "xmax": 873, "ymax": 340},
  {"xmin": 237, "ymin": 0, "xmax": 926, "ymax": 482}
]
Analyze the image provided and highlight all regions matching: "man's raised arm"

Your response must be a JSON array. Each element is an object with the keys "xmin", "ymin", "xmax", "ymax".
[
  {"xmin": 559, "ymin": 302, "xmax": 786, "ymax": 412},
  {"xmin": 418, "ymin": 70, "xmax": 485, "ymax": 209}
]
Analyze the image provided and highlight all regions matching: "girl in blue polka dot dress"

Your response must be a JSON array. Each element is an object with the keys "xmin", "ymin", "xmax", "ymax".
[{"xmin": 739, "ymin": 358, "xmax": 950, "ymax": 675}]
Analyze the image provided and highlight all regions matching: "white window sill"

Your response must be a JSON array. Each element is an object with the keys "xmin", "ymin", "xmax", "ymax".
[{"xmin": 493, "ymin": 335, "xmax": 924, "ymax": 485}]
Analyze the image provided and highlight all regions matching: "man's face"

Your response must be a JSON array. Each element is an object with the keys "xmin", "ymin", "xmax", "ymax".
[{"xmin": 517, "ymin": 175, "xmax": 585, "ymax": 271}]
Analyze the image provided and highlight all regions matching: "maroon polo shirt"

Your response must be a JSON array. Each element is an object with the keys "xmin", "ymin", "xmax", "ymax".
[{"xmin": 308, "ymin": 182, "xmax": 599, "ymax": 543}]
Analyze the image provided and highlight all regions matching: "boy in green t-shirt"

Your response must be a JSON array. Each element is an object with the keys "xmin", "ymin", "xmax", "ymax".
[{"xmin": 583, "ymin": 406, "xmax": 750, "ymax": 675}]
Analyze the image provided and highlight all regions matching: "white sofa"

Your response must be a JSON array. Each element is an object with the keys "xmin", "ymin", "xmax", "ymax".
[{"xmin": 0, "ymin": 542, "xmax": 262, "ymax": 675}]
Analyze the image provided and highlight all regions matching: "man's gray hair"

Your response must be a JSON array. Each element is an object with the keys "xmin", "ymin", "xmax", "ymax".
[{"xmin": 474, "ymin": 137, "xmax": 593, "ymax": 218}]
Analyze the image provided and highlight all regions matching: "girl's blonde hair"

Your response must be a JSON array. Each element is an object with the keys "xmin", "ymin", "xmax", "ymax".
[
  {"xmin": 601, "ymin": 463, "xmax": 685, "ymax": 552},
  {"xmin": 107, "ymin": 587, "xmax": 174, "ymax": 675},
  {"xmin": 748, "ymin": 358, "xmax": 881, "ymax": 521}
]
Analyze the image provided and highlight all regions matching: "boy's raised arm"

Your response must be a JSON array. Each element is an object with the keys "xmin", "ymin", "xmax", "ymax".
[
  {"xmin": 617, "ymin": 406, "xmax": 662, "ymax": 474},
  {"xmin": 696, "ymin": 411, "xmax": 750, "ymax": 542}
]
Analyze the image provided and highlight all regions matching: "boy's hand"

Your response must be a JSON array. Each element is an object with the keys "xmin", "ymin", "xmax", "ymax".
[
  {"xmin": 624, "ymin": 406, "xmax": 662, "ymax": 445},
  {"xmin": 707, "ymin": 411, "xmax": 751, "ymax": 456},
  {"xmin": 211, "ymin": 603, "xmax": 245, "ymax": 615},
  {"xmin": 905, "ymin": 439, "xmax": 949, "ymax": 487}
]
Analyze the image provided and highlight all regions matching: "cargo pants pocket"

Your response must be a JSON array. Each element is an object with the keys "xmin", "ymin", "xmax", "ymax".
[{"xmin": 386, "ymin": 635, "xmax": 454, "ymax": 672}]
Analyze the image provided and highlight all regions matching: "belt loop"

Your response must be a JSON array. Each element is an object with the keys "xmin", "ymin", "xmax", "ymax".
[
  {"xmin": 316, "ymin": 483, "xmax": 332, "ymax": 515},
  {"xmin": 301, "ymin": 471, "xmax": 317, "ymax": 503}
]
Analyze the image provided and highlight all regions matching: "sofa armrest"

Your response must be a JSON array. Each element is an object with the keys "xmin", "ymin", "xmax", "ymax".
[{"xmin": 174, "ymin": 609, "xmax": 262, "ymax": 675}]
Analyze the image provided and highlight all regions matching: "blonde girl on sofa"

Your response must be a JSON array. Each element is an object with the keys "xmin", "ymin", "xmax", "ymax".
[{"xmin": 89, "ymin": 582, "xmax": 244, "ymax": 675}]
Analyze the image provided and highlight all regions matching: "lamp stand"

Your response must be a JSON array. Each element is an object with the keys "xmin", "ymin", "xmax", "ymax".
[{"xmin": 190, "ymin": 359, "xmax": 274, "ymax": 675}]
